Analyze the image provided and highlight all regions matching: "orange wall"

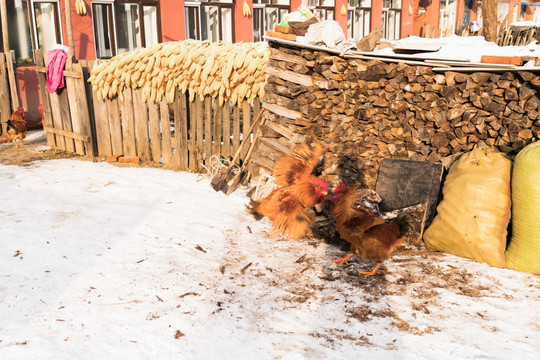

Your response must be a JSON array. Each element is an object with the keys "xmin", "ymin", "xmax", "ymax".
[
  {"xmin": 235, "ymin": 0, "xmax": 254, "ymax": 42},
  {"xmin": 161, "ymin": 0, "xmax": 185, "ymax": 41},
  {"xmin": 412, "ymin": 0, "xmax": 440, "ymax": 37},
  {"xmin": 290, "ymin": 0, "xmax": 302, "ymax": 13},
  {"xmin": 335, "ymin": 0, "xmax": 347, "ymax": 36},
  {"xmin": 59, "ymin": 0, "xmax": 96, "ymax": 61},
  {"xmin": 371, "ymin": 1, "xmax": 382, "ymax": 30},
  {"xmin": 17, "ymin": 66, "xmax": 41, "ymax": 122},
  {"xmin": 401, "ymin": 0, "xmax": 414, "ymax": 38}
]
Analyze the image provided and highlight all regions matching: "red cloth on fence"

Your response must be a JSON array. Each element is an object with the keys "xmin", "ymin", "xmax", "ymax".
[{"xmin": 46, "ymin": 49, "xmax": 68, "ymax": 93}]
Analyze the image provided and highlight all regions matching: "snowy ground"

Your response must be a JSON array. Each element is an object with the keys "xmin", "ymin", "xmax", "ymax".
[{"xmin": 1, "ymin": 137, "xmax": 539, "ymax": 359}]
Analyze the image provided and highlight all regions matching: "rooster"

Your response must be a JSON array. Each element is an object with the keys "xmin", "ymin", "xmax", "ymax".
[
  {"xmin": 247, "ymin": 142, "xmax": 328, "ymax": 240},
  {"xmin": 331, "ymin": 183, "xmax": 411, "ymax": 276},
  {"xmin": 5, "ymin": 108, "xmax": 27, "ymax": 148}
]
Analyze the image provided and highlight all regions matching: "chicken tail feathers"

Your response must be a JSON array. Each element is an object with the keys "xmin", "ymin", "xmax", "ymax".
[
  {"xmin": 396, "ymin": 214, "xmax": 413, "ymax": 236},
  {"xmin": 246, "ymin": 198, "xmax": 264, "ymax": 220}
]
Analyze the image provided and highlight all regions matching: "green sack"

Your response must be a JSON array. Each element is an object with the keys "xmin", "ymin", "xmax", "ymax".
[
  {"xmin": 506, "ymin": 140, "xmax": 540, "ymax": 274},
  {"xmin": 424, "ymin": 147, "xmax": 511, "ymax": 268}
]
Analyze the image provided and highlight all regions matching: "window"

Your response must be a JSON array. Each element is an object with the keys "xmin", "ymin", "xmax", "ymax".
[
  {"xmin": 30, "ymin": 0, "xmax": 63, "ymax": 52},
  {"xmin": 93, "ymin": 2, "xmax": 115, "ymax": 58},
  {"xmin": 439, "ymin": 0, "xmax": 456, "ymax": 37},
  {"xmin": 185, "ymin": 0, "xmax": 234, "ymax": 42},
  {"xmin": 347, "ymin": 0, "xmax": 371, "ymax": 40},
  {"xmin": 92, "ymin": 0, "xmax": 160, "ymax": 58},
  {"xmin": 6, "ymin": 0, "xmax": 34, "ymax": 64},
  {"xmin": 307, "ymin": 0, "xmax": 334, "ymax": 22},
  {"xmin": 253, "ymin": 0, "xmax": 290, "ymax": 42},
  {"xmin": 382, "ymin": 0, "xmax": 400, "ymax": 40}
]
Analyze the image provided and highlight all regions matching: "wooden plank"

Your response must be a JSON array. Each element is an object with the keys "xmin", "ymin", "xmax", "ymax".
[
  {"xmin": 57, "ymin": 88, "xmax": 76, "ymax": 153},
  {"xmin": 43, "ymin": 125, "xmax": 90, "ymax": 142},
  {"xmin": 0, "ymin": 54, "xmax": 11, "ymax": 134},
  {"xmin": 187, "ymin": 97, "xmax": 196, "ymax": 170},
  {"xmin": 92, "ymin": 92, "xmax": 112, "ymax": 157},
  {"xmin": 194, "ymin": 97, "xmax": 204, "ymax": 171},
  {"xmin": 259, "ymin": 137, "xmax": 292, "ymax": 156},
  {"xmin": 34, "ymin": 65, "xmax": 82, "ymax": 78},
  {"xmin": 212, "ymin": 102, "xmax": 222, "ymax": 158},
  {"xmin": 106, "ymin": 98, "xmax": 123, "ymax": 155},
  {"xmin": 71, "ymin": 62, "xmax": 94, "ymax": 156},
  {"xmin": 269, "ymin": 50, "xmax": 314, "ymax": 67},
  {"xmin": 5, "ymin": 51, "xmax": 19, "ymax": 110},
  {"xmin": 265, "ymin": 65, "xmax": 313, "ymax": 87},
  {"xmin": 375, "ymin": 159, "xmax": 444, "ymax": 226},
  {"xmin": 263, "ymin": 102, "xmax": 302, "ymax": 120},
  {"xmin": 174, "ymin": 90, "xmax": 188, "ymax": 169},
  {"xmin": 65, "ymin": 64, "xmax": 85, "ymax": 155},
  {"xmin": 232, "ymin": 103, "xmax": 241, "ymax": 157},
  {"xmin": 160, "ymin": 97, "xmax": 173, "ymax": 165},
  {"xmin": 148, "ymin": 100, "xmax": 162, "ymax": 163},
  {"xmin": 132, "ymin": 88, "xmax": 150, "ymax": 161},
  {"xmin": 222, "ymin": 102, "xmax": 231, "ymax": 158},
  {"xmin": 33, "ymin": 50, "xmax": 55, "ymax": 146},
  {"xmin": 204, "ymin": 96, "xmax": 212, "ymax": 167},
  {"xmin": 241, "ymin": 100, "xmax": 251, "ymax": 158},
  {"xmin": 120, "ymin": 87, "xmax": 136, "ymax": 157},
  {"xmin": 79, "ymin": 60, "xmax": 97, "ymax": 157},
  {"xmin": 48, "ymin": 93, "xmax": 66, "ymax": 150}
]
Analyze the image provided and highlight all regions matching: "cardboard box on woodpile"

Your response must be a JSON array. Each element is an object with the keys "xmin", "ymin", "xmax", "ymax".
[
  {"xmin": 267, "ymin": 7, "xmax": 318, "ymax": 41},
  {"xmin": 268, "ymin": 25, "xmax": 297, "ymax": 41}
]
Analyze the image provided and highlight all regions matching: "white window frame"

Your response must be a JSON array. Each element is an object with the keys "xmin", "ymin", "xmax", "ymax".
[
  {"xmin": 91, "ymin": 0, "xmax": 118, "ymax": 59},
  {"xmin": 30, "ymin": 0, "xmax": 64, "ymax": 51}
]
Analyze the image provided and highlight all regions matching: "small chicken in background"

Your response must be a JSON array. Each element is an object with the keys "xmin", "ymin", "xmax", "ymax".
[
  {"xmin": 6, "ymin": 108, "xmax": 27, "ymax": 148},
  {"xmin": 247, "ymin": 142, "xmax": 328, "ymax": 240},
  {"xmin": 331, "ymin": 183, "xmax": 412, "ymax": 276}
]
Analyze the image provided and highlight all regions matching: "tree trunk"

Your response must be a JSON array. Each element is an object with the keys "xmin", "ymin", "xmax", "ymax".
[{"xmin": 482, "ymin": 0, "xmax": 498, "ymax": 43}]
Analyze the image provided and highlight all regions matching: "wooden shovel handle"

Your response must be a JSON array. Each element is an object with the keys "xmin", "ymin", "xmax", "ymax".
[{"xmin": 226, "ymin": 108, "xmax": 266, "ymax": 170}]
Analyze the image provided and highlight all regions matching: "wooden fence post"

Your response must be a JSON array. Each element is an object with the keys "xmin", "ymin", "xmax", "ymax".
[
  {"xmin": 120, "ymin": 87, "xmax": 136, "ymax": 157},
  {"xmin": 159, "ymin": 97, "xmax": 173, "ymax": 165},
  {"xmin": 0, "ymin": 53, "xmax": 11, "ymax": 134},
  {"xmin": 174, "ymin": 90, "xmax": 188, "ymax": 169}
]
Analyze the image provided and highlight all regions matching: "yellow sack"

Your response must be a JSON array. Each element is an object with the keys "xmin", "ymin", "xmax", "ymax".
[
  {"xmin": 505, "ymin": 141, "xmax": 540, "ymax": 274},
  {"xmin": 424, "ymin": 147, "xmax": 511, "ymax": 267}
]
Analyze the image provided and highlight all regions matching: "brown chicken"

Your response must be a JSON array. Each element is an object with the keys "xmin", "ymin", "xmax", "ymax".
[
  {"xmin": 331, "ymin": 183, "xmax": 410, "ymax": 276},
  {"xmin": 6, "ymin": 109, "xmax": 27, "ymax": 148},
  {"xmin": 248, "ymin": 142, "xmax": 328, "ymax": 240}
]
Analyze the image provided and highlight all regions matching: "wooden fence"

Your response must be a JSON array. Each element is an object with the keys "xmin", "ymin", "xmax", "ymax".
[
  {"xmin": 0, "ymin": 50, "xmax": 19, "ymax": 135},
  {"xmin": 36, "ymin": 50, "xmax": 262, "ymax": 172}
]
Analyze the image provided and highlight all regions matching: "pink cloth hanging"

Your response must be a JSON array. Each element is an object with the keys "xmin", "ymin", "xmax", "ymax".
[{"xmin": 46, "ymin": 49, "xmax": 68, "ymax": 93}]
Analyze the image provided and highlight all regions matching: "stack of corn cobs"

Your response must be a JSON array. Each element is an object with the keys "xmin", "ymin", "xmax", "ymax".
[{"xmin": 88, "ymin": 40, "xmax": 270, "ymax": 106}]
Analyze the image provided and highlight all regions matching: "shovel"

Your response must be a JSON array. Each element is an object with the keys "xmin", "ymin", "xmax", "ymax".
[{"xmin": 211, "ymin": 109, "xmax": 266, "ymax": 193}]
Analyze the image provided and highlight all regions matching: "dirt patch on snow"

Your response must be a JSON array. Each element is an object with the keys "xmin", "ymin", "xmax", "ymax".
[{"xmin": 0, "ymin": 130, "xmax": 80, "ymax": 166}]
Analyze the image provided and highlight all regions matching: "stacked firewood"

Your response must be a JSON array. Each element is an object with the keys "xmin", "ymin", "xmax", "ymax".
[{"xmin": 251, "ymin": 42, "xmax": 540, "ymax": 188}]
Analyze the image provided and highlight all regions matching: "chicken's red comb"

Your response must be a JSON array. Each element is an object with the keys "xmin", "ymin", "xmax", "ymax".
[
  {"xmin": 313, "ymin": 177, "xmax": 328, "ymax": 190},
  {"xmin": 334, "ymin": 183, "xmax": 347, "ymax": 194}
]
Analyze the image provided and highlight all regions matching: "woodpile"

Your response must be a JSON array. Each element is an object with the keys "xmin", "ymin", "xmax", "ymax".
[{"xmin": 251, "ymin": 41, "xmax": 540, "ymax": 189}]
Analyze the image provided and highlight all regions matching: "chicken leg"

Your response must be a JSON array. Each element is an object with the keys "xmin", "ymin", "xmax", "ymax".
[
  {"xmin": 359, "ymin": 262, "xmax": 382, "ymax": 277},
  {"xmin": 331, "ymin": 253, "xmax": 356, "ymax": 266}
]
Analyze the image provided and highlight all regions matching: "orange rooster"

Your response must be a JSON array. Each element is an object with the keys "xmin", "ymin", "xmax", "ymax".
[
  {"xmin": 6, "ymin": 108, "xmax": 27, "ymax": 148},
  {"xmin": 331, "ymin": 183, "xmax": 411, "ymax": 276},
  {"xmin": 248, "ymin": 142, "xmax": 328, "ymax": 240}
]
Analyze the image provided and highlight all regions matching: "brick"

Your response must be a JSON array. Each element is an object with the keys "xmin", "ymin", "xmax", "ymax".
[
  {"xmin": 118, "ymin": 156, "xmax": 140, "ymax": 163},
  {"xmin": 480, "ymin": 55, "xmax": 523, "ymax": 66},
  {"xmin": 106, "ymin": 154, "xmax": 122, "ymax": 162}
]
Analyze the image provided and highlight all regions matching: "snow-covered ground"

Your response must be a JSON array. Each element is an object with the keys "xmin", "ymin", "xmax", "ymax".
[{"xmin": 1, "ymin": 154, "xmax": 539, "ymax": 359}]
